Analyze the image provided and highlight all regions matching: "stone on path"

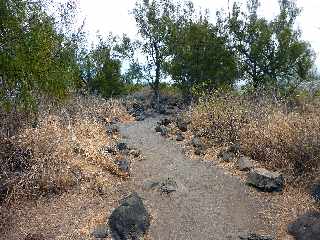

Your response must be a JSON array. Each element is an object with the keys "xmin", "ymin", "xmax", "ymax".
[
  {"xmin": 288, "ymin": 211, "xmax": 320, "ymax": 240},
  {"xmin": 246, "ymin": 168, "xmax": 284, "ymax": 192},
  {"xmin": 239, "ymin": 233, "xmax": 274, "ymax": 240},
  {"xmin": 109, "ymin": 192, "xmax": 150, "ymax": 240},
  {"xmin": 159, "ymin": 178, "xmax": 178, "ymax": 194}
]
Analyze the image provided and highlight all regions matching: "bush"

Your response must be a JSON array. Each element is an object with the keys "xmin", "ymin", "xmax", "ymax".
[
  {"xmin": 188, "ymin": 92, "xmax": 320, "ymax": 178},
  {"xmin": 0, "ymin": 95, "xmax": 133, "ymax": 203}
]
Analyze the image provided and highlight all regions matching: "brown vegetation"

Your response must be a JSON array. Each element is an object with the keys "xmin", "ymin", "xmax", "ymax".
[
  {"xmin": 188, "ymin": 93, "xmax": 320, "ymax": 182},
  {"xmin": 0, "ymin": 95, "xmax": 133, "ymax": 204}
]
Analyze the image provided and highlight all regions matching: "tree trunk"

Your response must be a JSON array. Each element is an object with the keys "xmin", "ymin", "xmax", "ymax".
[{"xmin": 153, "ymin": 41, "xmax": 161, "ymax": 112}]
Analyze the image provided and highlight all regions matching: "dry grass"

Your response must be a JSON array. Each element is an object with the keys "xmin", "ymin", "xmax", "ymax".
[
  {"xmin": 188, "ymin": 93, "xmax": 320, "ymax": 181},
  {"xmin": 0, "ymin": 95, "xmax": 133, "ymax": 204}
]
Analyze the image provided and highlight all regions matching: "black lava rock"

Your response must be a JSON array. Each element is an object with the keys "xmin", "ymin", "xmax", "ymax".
[
  {"xmin": 247, "ymin": 168, "xmax": 284, "ymax": 192},
  {"xmin": 288, "ymin": 211, "xmax": 320, "ymax": 240},
  {"xmin": 117, "ymin": 142, "xmax": 128, "ymax": 151},
  {"xmin": 239, "ymin": 233, "xmax": 274, "ymax": 240},
  {"xmin": 115, "ymin": 159, "xmax": 130, "ymax": 172},
  {"xmin": 311, "ymin": 183, "xmax": 320, "ymax": 202},
  {"xmin": 176, "ymin": 118, "xmax": 188, "ymax": 132},
  {"xmin": 109, "ymin": 192, "xmax": 150, "ymax": 240}
]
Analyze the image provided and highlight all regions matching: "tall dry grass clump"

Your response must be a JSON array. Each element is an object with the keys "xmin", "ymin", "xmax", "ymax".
[
  {"xmin": 188, "ymin": 93, "xmax": 320, "ymax": 180},
  {"xmin": 0, "ymin": 95, "xmax": 133, "ymax": 203}
]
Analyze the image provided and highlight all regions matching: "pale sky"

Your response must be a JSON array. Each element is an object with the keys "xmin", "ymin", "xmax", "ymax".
[{"xmin": 76, "ymin": 0, "xmax": 320, "ymax": 67}]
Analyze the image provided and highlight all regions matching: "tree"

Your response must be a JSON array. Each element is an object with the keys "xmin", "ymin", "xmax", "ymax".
[
  {"xmin": 132, "ymin": 0, "xmax": 175, "ymax": 108},
  {"xmin": 86, "ymin": 38, "xmax": 123, "ymax": 98},
  {"xmin": 0, "ymin": 0, "xmax": 82, "ymax": 110},
  {"xmin": 166, "ymin": 3, "xmax": 237, "ymax": 98},
  {"xmin": 223, "ymin": 0, "xmax": 315, "ymax": 97}
]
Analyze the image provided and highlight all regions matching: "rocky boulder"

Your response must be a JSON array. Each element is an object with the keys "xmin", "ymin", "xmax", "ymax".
[
  {"xmin": 288, "ymin": 211, "xmax": 320, "ymax": 240},
  {"xmin": 109, "ymin": 192, "xmax": 150, "ymax": 240},
  {"xmin": 246, "ymin": 168, "xmax": 284, "ymax": 192}
]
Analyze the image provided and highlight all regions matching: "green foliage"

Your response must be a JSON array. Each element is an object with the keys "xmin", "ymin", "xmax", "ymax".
[
  {"xmin": 166, "ymin": 4, "xmax": 237, "ymax": 97},
  {"xmin": 85, "ymin": 38, "xmax": 124, "ymax": 98},
  {"xmin": 0, "ymin": 0, "xmax": 82, "ymax": 110},
  {"xmin": 221, "ymin": 0, "xmax": 315, "ymax": 97},
  {"xmin": 132, "ymin": 0, "xmax": 175, "ymax": 102}
]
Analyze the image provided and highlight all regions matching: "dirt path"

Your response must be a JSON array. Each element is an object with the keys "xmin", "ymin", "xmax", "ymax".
[{"xmin": 120, "ymin": 116, "xmax": 276, "ymax": 240}]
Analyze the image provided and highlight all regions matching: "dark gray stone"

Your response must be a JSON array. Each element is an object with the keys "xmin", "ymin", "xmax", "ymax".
[
  {"xmin": 194, "ymin": 148, "xmax": 204, "ymax": 156},
  {"xmin": 155, "ymin": 125, "xmax": 162, "ymax": 132},
  {"xmin": 219, "ymin": 151, "xmax": 236, "ymax": 162},
  {"xmin": 288, "ymin": 211, "xmax": 320, "ymax": 240},
  {"xmin": 239, "ymin": 233, "xmax": 274, "ymax": 240},
  {"xmin": 135, "ymin": 114, "xmax": 145, "ymax": 121},
  {"xmin": 106, "ymin": 125, "xmax": 119, "ymax": 135},
  {"xmin": 108, "ymin": 192, "xmax": 150, "ymax": 240},
  {"xmin": 159, "ymin": 105, "xmax": 167, "ymax": 114},
  {"xmin": 129, "ymin": 149, "xmax": 141, "ymax": 158},
  {"xmin": 102, "ymin": 146, "xmax": 117, "ymax": 155},
  {"xmin": 0, "ymin": 181, "xmax": 8, "ymax": 202},
  {"xmin": 92, "ymin": 224, "xmax": 109, "ymax": 239},
  {"xmin": 311, "ymin": 183, "xmax": 320, "ymax": 202},
  {"xmin": 236, "ymin": 156, "xmax": 254, "ymax": 171},
  {"xmin": 176, "ymin": 118, "xmax": 188, "ymax": 132},
  {"xmin": 115, "ymin": 159, "xmax": 130, "ymax": 172},
  {"xmin": 117, "ymin": 142, "xmax": 128, "ymax": 151},
  {"xmin": 227, "ymin": 143, "xmax": 241, "ymax": 153},
  {"xmin": 191, "ymin": 137, "xmax": 204, "ymax": 149},
  {"xmin": 160, "ymin": 178, "xmax": 178, "ymax": 194},
  {"xmin": 159, "ymin": 118, "xmax": 172, "ymax": 126},
  {"xmin": 24, "ymin": 233, "xmax": 45, "ymax": 240},
  {"xmin": 159, "ymin": 126, "xmax": 168, "ymax": 137},
  {"xmin": 247, "ymin": 168, "xmax": 284, "ymax": 192},
  {"xmin": 176, "ymin": 132, "xmax": 185, "ymax": 141}
]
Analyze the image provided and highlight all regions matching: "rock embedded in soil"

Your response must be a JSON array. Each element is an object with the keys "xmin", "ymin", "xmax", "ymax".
[
  {"xmin": 239, "ymin": 233, "xmax": 274, "ymax": 240},
  {"xmin": 159, "ymin": 118, "xmax": 172, "ymax": 126},
  {"xmin": 117, "ymin": 142, "xmax": 128, "ymax": 151},
  {"xmin": 236, "ymin": 156, "xmax": 254, "ymax": 171},
  {"xmin": 311, "ymin": 183, "xmax": 320, "ymax": 202},
  {"xmin": 176, "ymin": 117, "xmax": 188, "ymax": 132},
  {"xmin": 227, "ymin": 143, "xmax": 241, "ymax": 154},
  {"xmin": 155, "ymin": 124, "xmax": 162, "ymax": 132},
  {"xmin": 108, "ymin": 192, "xmax": 150, "ymax": 240},
  {"xmin": 176, "ymin": 131, "xmax": 185, "ymax": 141},
  {"xmin": 92, "ymin": 224, "xmax": 109, "ymax": 239},
  {"xmin": 219, "ymin": 151, "xmax": 236, "ymax": 162},
  {"xmin": 159, "ymin": 178, "xmax": 178, "ymax": 194},
  {"xmin": 288, "ymin": 211, "xmax": 320, "ymax": 240},
  {"xmin": 135, "ymin": 114, "xmax": 145, "ymax": 121},
  {"xmin": 246, "ymin": 168, "xmax": 284, "ymax": 192},
  {"xmin": 115, "ymin": 159, "xmax": 130, "ymax": 172},
  {"xmin": 0, "ymin": 181, "xmax": 8, "ymax": 202},
  {"xmin": 159, "ymin": 126, "xmax": 168, "ymax": 137},
  {"xmin": 106, "ymin": 124, "xmax": 119, "ymax": 136},
  {"xmin": 24, "ymin": 233, "xmax": 45, "ymax": 240}
]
